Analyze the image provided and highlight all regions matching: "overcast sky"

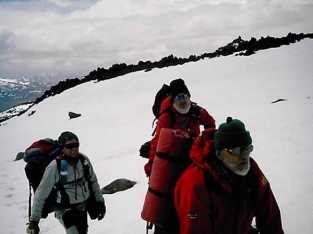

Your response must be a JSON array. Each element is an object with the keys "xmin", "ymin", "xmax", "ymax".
[{"xmin": 0, "ymin": 0, "xmax": 312, "ymax": 82}]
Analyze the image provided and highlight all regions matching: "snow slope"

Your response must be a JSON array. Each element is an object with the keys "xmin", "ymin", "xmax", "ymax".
[{"xmin": 0, "ymin": 39, "xmax": 312, "ymax": 234}]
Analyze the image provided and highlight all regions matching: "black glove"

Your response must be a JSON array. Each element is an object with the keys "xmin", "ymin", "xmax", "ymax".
[
  {"xmin": 26, "ymin": 221, "xmax": 40, "ymax": 234},
  {"xmin": 97, "ymin": 202, "xmax": 106, "ymax": 220},
  {"xmin": 139, "ymin": 141, "xmax": 151, "ymax": 158}
]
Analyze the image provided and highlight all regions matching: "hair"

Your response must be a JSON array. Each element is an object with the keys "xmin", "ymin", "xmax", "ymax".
[{"xmin": 58, "ymin": 131, "xmax": 79, "ymax": 145}]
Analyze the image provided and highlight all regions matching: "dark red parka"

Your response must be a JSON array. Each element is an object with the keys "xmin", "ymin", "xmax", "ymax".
[
  {"xmin": 144, "ymin": 96, "xmax": 216, "ymax": 176},
  {"xmin": 174, "ymin": 133, "xmax": 284, "ymax": 234}
]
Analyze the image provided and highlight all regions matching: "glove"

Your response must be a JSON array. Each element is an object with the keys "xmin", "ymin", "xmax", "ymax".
[
  {"xmin": 26, "ymin": 221, "xmax": 40, "ymax": 234},
  {"xmin": 97, "ymin": 202, "xmax": 106, "ymax": 220},
  {"xmin": 139, "ymin": 141, "xmax": 151, "ymax": 158}
]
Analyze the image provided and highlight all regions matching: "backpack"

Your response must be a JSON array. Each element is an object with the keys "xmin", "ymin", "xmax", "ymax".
[
  {"xmin": 23, "ymin": 138, "xmax": 63, "ymax": 219},
  {"xmin": 24, "ymin": 138, "xmax": 62, "ymax": 192},
  {"xmin": 152, "ymin": 84, "xmax": 172, "ymax": 118},
  {"xmin": 139, "ymin": 84, "xmax": 171, "ymax": 159}
]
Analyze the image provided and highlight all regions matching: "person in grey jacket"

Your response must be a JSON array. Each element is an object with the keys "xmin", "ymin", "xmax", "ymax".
[{"xmin": 26, "ymin": 131, "xmax": 105, "ymax": 234}]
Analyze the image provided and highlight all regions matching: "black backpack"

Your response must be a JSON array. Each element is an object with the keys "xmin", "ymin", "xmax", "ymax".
[
  {"xmin": 139, "ymin": 84, "xmax": 172, "ymax": 159},
  {"xmin": 152, "ymin": 84, "xmax": 172, "ymax": 118}
]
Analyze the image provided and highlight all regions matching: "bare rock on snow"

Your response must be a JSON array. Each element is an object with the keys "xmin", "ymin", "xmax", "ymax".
[
  {"xmin": 101, "ymin": 178, "xmax": 136, "ymax": 194},
  {"xmin": 271, "ymin": 98, "xmax": 287, "ymax": 104},
  {"xmin": 68, "ymin": 112, "xmax": 82, "ymax": 119},
  {"xmin": 14, "ymin": 152, "xmax": 24, "ymax": 161},
  {"xmin": 28, "ymin": 110, "xmax": 36, "ymax": 116}
]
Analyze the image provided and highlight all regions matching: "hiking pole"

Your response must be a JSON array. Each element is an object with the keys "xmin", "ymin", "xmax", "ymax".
[
  {"xmin": 28, "ymin": 182, "xmax": 32, "ymax": 222},
  {"xmin": 146, "ymin": 222, "xmax": 153, "ymax": 234}
]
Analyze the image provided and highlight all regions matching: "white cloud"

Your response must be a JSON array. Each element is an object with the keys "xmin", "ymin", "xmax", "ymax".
[{"xmin": 0, "ymin": 0, "xmax": 312, "ymax": 81}]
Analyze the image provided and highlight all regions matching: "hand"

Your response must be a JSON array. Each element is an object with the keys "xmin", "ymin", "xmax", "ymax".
[
  {"xmin": 97, "ymin": 202, "xmax": 106, "ymax": 220},
  {"xmin": 26, "ymin": 221, "xmax": 40, "ymax": 234}
]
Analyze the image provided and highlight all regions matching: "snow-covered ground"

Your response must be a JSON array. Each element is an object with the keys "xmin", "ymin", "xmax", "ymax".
[{"xmin": 0, "ymin": 39, "xmax": 312, "ymax": 234}]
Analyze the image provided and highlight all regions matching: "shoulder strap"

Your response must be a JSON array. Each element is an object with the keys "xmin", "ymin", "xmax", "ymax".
[
  {"xmin": 189, "ymin": 102, "xmax": 201, "ymax": 119},
  {"xmin": 55, "ymin": 159, "xmax": 70, "ymax": 206},
  {"xmin": 56, "ymin": 157, "xmax": 92, "ymax": 197},
  {"xmin": 79, "ymin": 156, "xmax": 91, "ymax": 179},
  {"xmin": 79, "ymin": 156, "xmax": 95, "ymax": 195}
]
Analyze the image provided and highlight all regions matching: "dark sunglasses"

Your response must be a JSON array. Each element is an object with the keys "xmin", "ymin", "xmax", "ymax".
[
  {"xmin": 226, "ymin": 144, "xmax": 253, "ymax": 156},
  {"xmin": 174, "ymin": 93, "xmax": 189, "ymax": 102},
  {"xmin": 64, "ymin": 142, "xmax": 80, "ymax": 149}
]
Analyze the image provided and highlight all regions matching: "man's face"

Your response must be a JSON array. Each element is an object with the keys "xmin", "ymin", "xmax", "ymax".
[
  {"xmin": 219, "ymin": 145, "xmax": 253, "ymax": 176},
  {"xmin": 63, "ymin": 139, "xmax": 80, "ymax": 158},
  {"xmin": 173, "ymin": 93, "xmax": 191, "ymax": 114}
]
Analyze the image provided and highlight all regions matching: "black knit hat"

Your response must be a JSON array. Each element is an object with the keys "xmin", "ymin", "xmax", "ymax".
[
  {"xmin": 58, "ymin": 131, "xmax": 79, "ymax": 145},
  {"xmin": 214, "ymin": 117, "xmax": 252, "ymax": 150},
  {"xmin": 170, "ymin": 78, "xmax": 191, "ymax": 98}
]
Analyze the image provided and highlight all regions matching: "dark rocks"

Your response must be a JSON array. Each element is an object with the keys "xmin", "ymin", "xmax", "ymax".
[
  {"xmin": 68, "ymin": 112, "xmax": 82, "ymax": 119},
  {"xmin": 14, "ymin": 152, "xmax": 25, "ymax": 161},
  {"xmin": 32, "ymin": 32, "xmax": 313, "ymax": 108},
  {"xmin": 101, "ymin": 178, "xmax": 136, "ymax": 194},
  {"xmin": 28, "ymin": 110, "xmax": 36, "ymax": 116},
  {"xmin": 271, "ymin": 99, "xmax": 287, "ymax": 104}
]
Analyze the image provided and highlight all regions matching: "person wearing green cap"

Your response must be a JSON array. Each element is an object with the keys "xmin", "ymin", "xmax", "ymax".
[
  {"xmin": 174, "ymin": 117, "xmax": 284, "ymax": 234},
  {"xmin": 26, "ymin": 131, "xmax": 105, "ymax": 234}
]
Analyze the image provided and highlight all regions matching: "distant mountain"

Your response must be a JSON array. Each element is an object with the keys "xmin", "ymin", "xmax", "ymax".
[
  {"xmin": 0, "ymin": 78, "xmax": 30, "ymax": 87},
  {"xmin": 0, "ymin": 102, "xmax": 33, "ymax": 123},
  {"xmin": 0, "ymin": 77, "xmax": 52, "ymax": 113}
]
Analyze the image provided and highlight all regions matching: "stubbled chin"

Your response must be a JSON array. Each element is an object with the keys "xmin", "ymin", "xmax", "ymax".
[
  {"xmin": 66, "ymin": 153, "xmax": 79, "ymax": 158},
  {"xmin": 233, "ymin": 161, "xmax": 251, "ymax": 176}
]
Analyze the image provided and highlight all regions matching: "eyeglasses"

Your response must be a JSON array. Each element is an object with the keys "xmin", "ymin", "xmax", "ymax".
[
  {"xmin": 226, "ymin": 145, "xmax": 253, "ymax": 156},
  {"xmin": 64, "ymin": 142, "xmax": 80, "ymax": 149}
]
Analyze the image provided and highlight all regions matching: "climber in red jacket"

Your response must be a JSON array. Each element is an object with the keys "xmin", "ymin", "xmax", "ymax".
[
  {"xmin": 144, "ymin": 78, "xmax": 216, "ymax": 177},
  {"xmin": 174, "ymin": 117, "xmax": 284, "ymax": 234},
  {"xmin": 142, "ymin": 79, "xmax": 215, "ymax": 234}
]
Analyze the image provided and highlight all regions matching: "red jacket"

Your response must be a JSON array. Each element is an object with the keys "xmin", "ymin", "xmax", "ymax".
[
  {"xmin": 174, "ymin": 135, "xmax": 284, "ymax": 234},
  {"xmin": 144, "ymin": 96, "xmax": 216, "ymax": 176}
]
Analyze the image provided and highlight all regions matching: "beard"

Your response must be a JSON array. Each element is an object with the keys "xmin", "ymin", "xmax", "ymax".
[{"xmin": 173, "ymin": 99, "xmax": 191, "ymax": 114}]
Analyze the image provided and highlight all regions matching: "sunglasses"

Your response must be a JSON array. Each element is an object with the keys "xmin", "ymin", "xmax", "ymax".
[
  {"xmin": 174, "ymin": 93, "xmax": 189, "ymax": 102},
  {"xmin": 226, "ymin": 144, "xmax": 253, "ymax": 156},
  {"xmin": 64, "ymin": 142, "xmax": 80, "ymax": 149}
]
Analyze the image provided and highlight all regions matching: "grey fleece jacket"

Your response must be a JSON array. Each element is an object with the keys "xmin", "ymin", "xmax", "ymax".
[{"xmin": 30, "ymin": 153, "xmax": 104, "ymax": 222}]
